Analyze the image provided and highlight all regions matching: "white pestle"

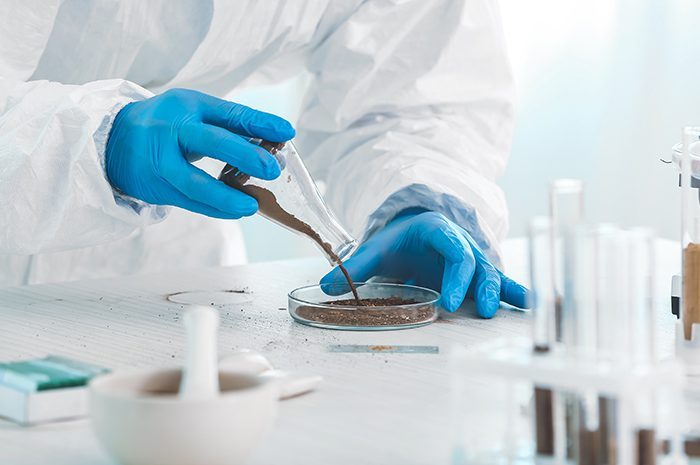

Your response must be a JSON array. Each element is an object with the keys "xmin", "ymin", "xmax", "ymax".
[{"xmin": 179, "ymin": 306, "xmax": 220, "ymax": 399}]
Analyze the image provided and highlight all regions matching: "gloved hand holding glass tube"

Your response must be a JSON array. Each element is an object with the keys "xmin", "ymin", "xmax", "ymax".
[
  {"xmin": 321, "ymin": 211, "xmax": 530, "ymax": 317},
  {"xmin": 106, "ymin": 88, "xmax": 528, "ymax": 317},
  {"xmin": 106, "ymin": 89, "xmax": 296, "ymax": 219}
]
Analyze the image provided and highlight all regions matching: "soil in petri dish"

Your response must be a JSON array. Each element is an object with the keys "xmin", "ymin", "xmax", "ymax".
[{"xmin": 295, "ymin": 297, "xmax": 436, "ymax": 327}]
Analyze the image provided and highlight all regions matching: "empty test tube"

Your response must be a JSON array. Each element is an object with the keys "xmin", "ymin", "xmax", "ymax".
[
  {"xmin": 626, "ymin": 228, "xmax": 656, "ymax": 366},
  {"xmin": 596, "ymin": 226, "xmax": 627, "ymax": 359},
  {"xmin": 550, "ymin": 179, "xmax": 584, "ymax": 345},
  {"xmin": 573, "ymin": 226, "xmax": 598, "ymax": 363}
]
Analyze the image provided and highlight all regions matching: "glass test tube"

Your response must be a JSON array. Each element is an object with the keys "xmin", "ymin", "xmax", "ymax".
[
  {"xmin": 626, "ymin": 229, "xmax": 658, "ymax": 465},
  {"xmin": 626, "ymin": 228, "xmax": 656, "ymax": 366},
  {"xmin": 550, "ymin": 179, "xmax": 584, "ymax": 346},
  {"xmin": 529, "ymin": 217, "xmax": 556, "ymax": 352},
  {"xmin": 529, "ymin": 217, "xmax": 556, "ymax": 457},
  {"xmin": 681, "ymin": 126, "xmax": 700, "ymax": 341},
  {"xmin": 571, "ymin": 227, "xmax": 603, "ymax": 465},
  {"xmin": 550, "ymin": 179, "xmax": 584, "ymax": 462},
  {"xmin": 572, "ymin": 227, "xmax": 600, "ymax": 437},
  {"xmin": 596, "ymin": 226, "xmax": 626, "ymax": 358},
  {"xmin": 595, "ymin": 226, "xmax": 624, "ymax": 465},
  {"xmin": 573, "ymin": 226, "xmax": 598, "ymax": 360}
]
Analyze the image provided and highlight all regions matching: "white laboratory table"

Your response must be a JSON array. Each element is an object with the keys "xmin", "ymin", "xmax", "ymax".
[{"xmin": 0, "ymin": 239, "xmax": 681, "ymax": 465}]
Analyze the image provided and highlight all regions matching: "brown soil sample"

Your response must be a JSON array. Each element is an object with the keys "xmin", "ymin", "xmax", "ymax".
[
  {"xmin": 295, "ymin": 297, "xmax": 436, "ymax": 327},
  {"xmin": 660, "ymin": 436, "xmax": 700, "ymax": 457},
  {"xmin": 685, "ymin": 437, "xmax": 700, "ymax": 457},
  {"xmin": 683, "ymin": 243, "xmax": 700, "ymax": 340},
  {"xmin": 533, "ymin": 342, "xmax": 554, "ymax": 456},
  {"xmin": 577, "ymin": 424, "xmax": 601, "ymax": 465},
  {"xmin": 534, "ymin": 387, "xmax": 554, "ymax": 455},
  {"xmin": 637, "ymin": 428, "xmax": 656, "ymax": 465},
  {"xmin": 599, "ymin": 397, "xmax": 618, "ymax": 463},
  {"xmin": 218, "ymin": 140, "xmax": 362, "ymax": 305},
  {"xmin": 577, "ymin": 396, "xmax": 617, "ymax": 465}
]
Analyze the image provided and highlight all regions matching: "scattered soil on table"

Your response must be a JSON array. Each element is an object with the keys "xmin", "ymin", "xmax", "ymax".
[{"xmin": 295, "ymin": 297, "xmax": 435, "ymax": 327}]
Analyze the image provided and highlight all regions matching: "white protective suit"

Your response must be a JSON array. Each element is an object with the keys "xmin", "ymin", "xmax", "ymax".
[{"xmin": 0, "ymin": 0, "xmax": 514, "ymax": 288}]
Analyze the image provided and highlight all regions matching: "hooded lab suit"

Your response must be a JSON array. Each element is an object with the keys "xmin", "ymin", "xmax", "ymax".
[{"xmin": 0, "ymin": 0, "xmax": 514, "ymax": 287}]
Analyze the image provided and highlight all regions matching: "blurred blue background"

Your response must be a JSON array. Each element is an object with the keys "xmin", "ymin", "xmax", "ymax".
[{"xmin": 228, "ymin": 0, "xmax": 700, "ymax": 263}]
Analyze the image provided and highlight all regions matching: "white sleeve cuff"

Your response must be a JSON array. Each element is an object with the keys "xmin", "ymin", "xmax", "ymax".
[{"xmin": 92, "ymin": 88, "xmax": 169, "ymax": 221}]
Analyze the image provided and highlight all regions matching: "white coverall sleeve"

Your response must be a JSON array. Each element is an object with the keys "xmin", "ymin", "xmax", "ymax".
[
  {"xmin": 296, "ymin": 0, "xmax": 514, "ymax": 263},
  {"xmin": 0, "ymin": 78, "xmax": 167, "ymax": 255}
]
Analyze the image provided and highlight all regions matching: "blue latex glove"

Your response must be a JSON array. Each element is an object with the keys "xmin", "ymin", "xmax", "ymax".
[
  {"xmin": 106, "ymin": 88, "xmax": 295, "ymax": 218},
  {"xmin": 321, "ymin": 211, "xmax": 530, "ymax": 318}
]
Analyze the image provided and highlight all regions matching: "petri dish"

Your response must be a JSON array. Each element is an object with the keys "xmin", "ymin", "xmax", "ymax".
[{"xmin": 288, "ymin": 282, "xmax": 440, "ymax": 331}]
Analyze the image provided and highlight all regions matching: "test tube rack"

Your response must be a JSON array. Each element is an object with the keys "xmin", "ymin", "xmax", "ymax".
[
  {"xmin": 449, "ymin": 179, "xmax": 688, "ymax": 465},
  {"xmin": 450, "ymin": 338, "xmax": 686, "ymax": 465}
]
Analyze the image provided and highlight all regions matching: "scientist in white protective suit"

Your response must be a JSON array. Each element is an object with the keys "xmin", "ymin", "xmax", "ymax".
[{"xmin": 0, "ymin": 0, "xmax": 529, "ymax": 317}]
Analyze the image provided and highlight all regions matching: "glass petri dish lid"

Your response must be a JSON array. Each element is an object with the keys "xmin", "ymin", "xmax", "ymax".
[{"xmin": 288, "ymin": 282, "xmax": 440, "ymax": 331}]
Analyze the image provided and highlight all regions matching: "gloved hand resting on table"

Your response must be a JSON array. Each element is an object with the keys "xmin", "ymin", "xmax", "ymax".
[
  {"xmin": 106, "ymin": 88, "xmax": 295, "ymax": 218},
  {"xmin": 321, "ymin": 211, "xmax": 530, "ymax": 318}
]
